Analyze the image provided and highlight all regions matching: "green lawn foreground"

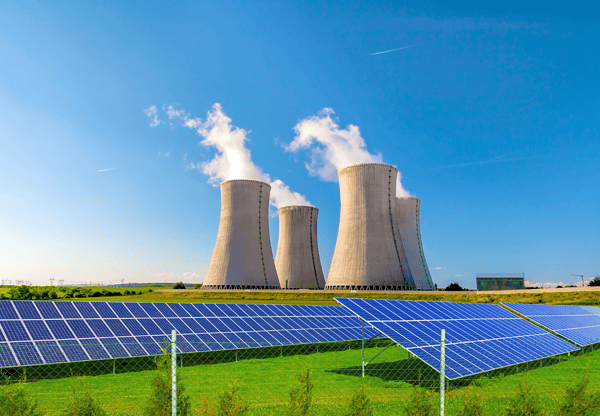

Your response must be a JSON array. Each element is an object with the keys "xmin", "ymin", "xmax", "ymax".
[{"xmin": 12, "ymin": 342, "xmax": 600, "ymax": 415}]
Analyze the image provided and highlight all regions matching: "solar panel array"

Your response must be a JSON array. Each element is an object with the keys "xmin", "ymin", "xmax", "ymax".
[
  {"xmin": 336, "ymin": 298, "xmax": 578, "ymax": 380},
  {"xmin": 0, "ymin": 301, "xmax": 378, "ymax": 368},
  {"xmin": 503, "ymin": 303, "xmax": 600, "ymax": 347}
]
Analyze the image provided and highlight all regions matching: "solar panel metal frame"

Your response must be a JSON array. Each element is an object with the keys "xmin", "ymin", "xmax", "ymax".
[
  {"xmin": 502, "ymin": 302, "xmax": 600, "ymax": 347},
  {"xmin": 336, "ymin": 298, "xmax": 578, "ymax": 380},
  {"xmin": 0, "ymin": 300, "xmax": 378, "ymax": 369}
]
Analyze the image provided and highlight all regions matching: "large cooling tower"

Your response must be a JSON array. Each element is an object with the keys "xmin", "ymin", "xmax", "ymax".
[
  {"xmin": 275, "ymin": 205, "xmax": 325, "ymax": 289},
  {"xmin": 394, "ymin": 197, "xmax": 435, "ymax": 291},
  {"xmin": 202, "ymin": 180, "xmax": 280, "ymax": 289},
  {"xmin": 325, "ymin": 163, "xmax": 415, "ymax": 290}
]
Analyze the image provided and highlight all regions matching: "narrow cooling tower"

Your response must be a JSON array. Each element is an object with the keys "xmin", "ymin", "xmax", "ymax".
[
  {"xmin": 202, "ymin": 180, "xmax": 280, "ymax": 289},
  {"xmin": 394, "ymin": 197, "xmax": 436, "ymax": 291},
  {"xmin": 325, "ymin": 163, "xmax": 415, "ymax": 290},
  {"xmin": 275, "ymin": 206, "xmax": 325, "ymax": 290}
]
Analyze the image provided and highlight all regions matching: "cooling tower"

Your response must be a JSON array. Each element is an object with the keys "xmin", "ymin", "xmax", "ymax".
[
  {"xmin": 275, "ymin": 205, "xmax": 325, "ymax": 289},
  {"xmin": 325, "ymin": 163, "xmax": 415, "ymax": 290},
  {"xmin": 202, "ymin": 180, "xmax": 280, "ymax": 289},
  {"xmin": 394, "ymin": 197, "xmax": 436, "ymax": 291}
]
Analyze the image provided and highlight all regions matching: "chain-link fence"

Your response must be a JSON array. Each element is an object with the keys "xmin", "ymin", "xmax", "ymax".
[{"xmin": 2, "ymin": 327, "xmax": 599, "ymax": 415}]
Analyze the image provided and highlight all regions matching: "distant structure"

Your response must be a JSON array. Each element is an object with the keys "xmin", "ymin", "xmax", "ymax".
[
  {"xmin": 202, "ymin": 180, "xmax": 280, "ymax": 289},
  {"xmin": 325, "ymin": 163, "xmax": 415, "ymax": 290},
  {"xmin": 394, "ymin": 197, "xmax": 435, "ymax": 291},
  {"xmin": 275, "ymin": 205, "xmax": 325, "ymax": 289},
  {"xmin": 476, "ymin": 273, "xmax": 525, "ymax": 290}
]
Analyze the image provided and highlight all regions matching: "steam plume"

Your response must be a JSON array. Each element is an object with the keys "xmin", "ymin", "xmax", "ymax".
[
  {"xmin": 165, "ymin": 103, "xmax": 311, "ymax": 208},
  {"xmin": 288, "ymin": 108, "xmax": 410, "ymax": 197}
]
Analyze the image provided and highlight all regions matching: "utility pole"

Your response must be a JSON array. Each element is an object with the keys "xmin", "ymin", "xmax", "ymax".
[{"xmin": 572, "ymin": 274, "xmax": 584, "ymax": 288}]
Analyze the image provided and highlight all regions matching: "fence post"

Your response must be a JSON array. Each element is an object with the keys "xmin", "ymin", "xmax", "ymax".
[
  {"xmin": 440, "ymin": 329, "xmax": 445, "ymax": 416},
  {"xmin": 172, "ymin": 329, "xmax": 177, "ymax": 416},
  {"xmin": 361, "ymin": 319, "xmax": 365, "ymax": 378}
]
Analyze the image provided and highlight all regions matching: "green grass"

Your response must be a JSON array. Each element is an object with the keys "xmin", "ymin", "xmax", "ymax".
[
  {"xmin": 9, "ymin": 344, "xmax": 600, "ymax": 415},
  {"xmin": 90, "ymin": 288, "xmax": 600, "ymax": 307}
]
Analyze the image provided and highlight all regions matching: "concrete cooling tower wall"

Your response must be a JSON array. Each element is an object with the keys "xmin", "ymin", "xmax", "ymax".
[
  {"xmin": 325, "ymin": 163, "xmax": 415, "ymax": 290},
  {"xmin": 202, "ymin": 180, "xmax": 280, "ymax": 289},
  {"xmin": 395, "ymin": 197, "xmax": 435, "ymax": 291},
  {"xmin": 275, "ymin": 205, "xmax": 325, "ymax": 290}
]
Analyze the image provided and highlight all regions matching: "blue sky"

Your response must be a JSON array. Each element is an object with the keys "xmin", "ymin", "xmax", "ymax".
[{"xmin": 1, "ymin": 0, "xmax": 598, "ymax": 288}]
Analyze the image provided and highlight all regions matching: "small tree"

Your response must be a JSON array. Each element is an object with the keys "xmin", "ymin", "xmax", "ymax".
[
  {"xmin": 403, "ymin": 386, "xmax": 434, "ymax": 416},
  {"xmin": 173, "ymin": 282, "xmax": 186, "ymax": 289},
  {"xmin": 60, "ymin": 379, "xmax": 107, "ymax": 416},
  {"xmin": 588, "ymin": 277, "xmax": 600, "ymax": 287},
  {"xmin": 505, "ymin": 380, "xmax": 543, "ymax": 416},
  {"xmin": 218, "ymin": 387, "xmax": 249, "ymax": 416},
  {"xmin": 0, "ymin": 380, "xmax": 44, "ymax": 416},
  {"xmin": 343, "ymin": 386, "xmax": 373, "ymax": 416},
  {"xmin": 460, "ymin": 389, "xmax": 485, "ymax": 416},
  {"xmin": 288, "ymin": 368, "xmax": 314, "ymax": 416},
  {"xmin": 445, "ymin": 282, "xmax": 464, "ymax": 292},
  {"xmin": 143, "ymin": 347, "xmax": 191, "ymax": 416},
  {"xmin": 558, "ymin": 375, "xmax": 600, "ymax": 416},
  {"xmin": 195, "ymin": 395, "xmax": 215, "ymax": 416}
]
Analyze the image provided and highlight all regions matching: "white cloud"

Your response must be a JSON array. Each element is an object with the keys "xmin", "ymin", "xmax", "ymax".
[
  {"xmin": 97, "ymin": 168, "xmax": 116, "ymax": 172},
  {"xmin": 164, "ymin": 103, "xmax": 311, "ymax": 210},
  {"xmin": 158, "ymin": 151, "xmax": 170, "ymax": 157},
  {"xmin": 434, "ymin": 267, "xmax": 445, "ymax": 270},
  {"xmin": 455, "ymin": 274, "xmax": 463, "ymax": 277},
  {"xmin": 144, "ymin": 105, "xmax": 161, "ymax": 127},
  {"xmin": 288, "ymin": 108, "xmax": 411, "ymax": 197},
  {"xmin": 151, "ymin": 272, "xmax": 202, "ymax": 282}
]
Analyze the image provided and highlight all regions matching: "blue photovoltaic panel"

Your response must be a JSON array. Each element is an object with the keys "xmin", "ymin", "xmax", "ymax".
[
  {"xmin": 0, "ymin": 343, "xmax": 17, "ymax": 367},
  {"xmin": 36, "ymin": 302, "xmax": 62, "ymax": 319},
  {"xmin": 503, "ymin": 303, "xmax": 600, "ymax": 346},
  {"xmin": 13, "ymin": 301, "xmax": 42, "ymax": 320},
  {"xmin": 0, "ymin": 303, "xmax": 19, "ymax": 320},
  {"xmin": 0, "ymin": 300, "xmax": 377, "ymax": 368},
  {"xmin": 337, "ymin": 298, "xmax": 578, "ymax": 380},
  {"xmin": 73, "ymin": 302, "xmax": 101, "ymax": 319}
]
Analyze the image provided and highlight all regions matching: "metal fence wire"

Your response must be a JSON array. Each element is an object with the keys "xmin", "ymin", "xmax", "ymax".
[{"xmin": 1, "ymin": 326, "xmax": 600, "ymax": 416}]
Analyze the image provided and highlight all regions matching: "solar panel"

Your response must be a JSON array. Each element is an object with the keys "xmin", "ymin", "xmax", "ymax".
[
  {"xmin": 0, "ymin": 300, "xmax": 378, "ymax": 368},
  {"xmin": 503, "ymin": 303, "xmax": 600, "ymax": 346},
  {"xmin": 336, "ymin": 298, "xmax": 578, "ymax": 380}
]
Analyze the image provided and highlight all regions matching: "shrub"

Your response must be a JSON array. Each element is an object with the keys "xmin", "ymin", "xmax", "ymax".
[
  {"xmin": 288, "ymin": 368, "xmax": 314, "ymax": 416},
  {"xmin": 173, "ymin": 282, "xmax": 186, "ymax": 290},
  {"xmin": 460, "ymin": 389, "xmax": 485, "ymax": 416},
  {"xmin": 142, "ymin": 350, "xmax": 191, "ymax": 416},
  {"xmin": 195, "ymin": 395, "xmax": 215, "ymax": 416},
  {"xmin": 49, "ymin": 291, "xmax": 58, "ymax": 299},
  {"xmin": 343, "ymin": 386, "xmax": 373, "ymax": 416},
  {"xmin": 60, "ymin": 379, "xmax": 107, "ymax": 416},
  {"xmin": 218, "ymin": 387, "xmax": 249, "ymax": 416},
  {"xmin": 193, "ymin": 284, "xmax": 202, "ymax": 289},
  {"xmin": 0, "ymin": 381, "xmax": 44, "ymax": 416},
  {"xmin": 124, "ymin": 290, "xmax": 131, "ymax": 296},
  {"xmin": 589, "ymin": 277, "xmax": 600, "ymax": 287},
  {"xmin": 505, "ymin": 381, "xmax": 543, "ymax": 416},
  {"xmin": 403, "ymin": 386, "xmax": 434, "ymax": 416},
  {"xmin": 558, "ymin": 375, "xmax": 600, "ymax": 416}
]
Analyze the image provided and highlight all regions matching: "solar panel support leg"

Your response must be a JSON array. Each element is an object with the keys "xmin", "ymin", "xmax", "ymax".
[
  {"xmin": 361, "ymin": 319, "xmax": 365, "ymax": 378},
  {"xmin": 172, "ymin": 330, "xmax": 177, "ymax": 416},
  {"xmin": 440, "ymin": 329, "xmax": 445, "ymax": 416}
]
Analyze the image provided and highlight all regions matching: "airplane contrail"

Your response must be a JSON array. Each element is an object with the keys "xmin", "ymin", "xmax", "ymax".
[
  {"xmin": 370, "ymin": 44, "xmax": 417, "ymax": 56},
  {"xmin": 97, "ymin": 168, "xmax": 117, "ymax": 172}
]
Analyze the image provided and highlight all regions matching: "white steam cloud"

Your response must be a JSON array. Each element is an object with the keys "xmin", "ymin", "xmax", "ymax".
[
  {"xmin": 288, "ymin": 108, "xmax": 410, "ymax": 197},
  {"xmin": 164, "ymin": 103, "xmax": 310, "ymax": 209}
]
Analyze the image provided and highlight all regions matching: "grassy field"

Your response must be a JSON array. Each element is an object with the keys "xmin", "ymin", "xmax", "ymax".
[
  {"xmin": 85, "ymin": 287, "xmax": 600, "ymax": 306},
  {"xmin": 4, "ymin": 285, "xmax": 600, "ymax": 306},
  {"xmin": 9, "ymin": 342, "xmax": 600, "ymax": 415}
]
